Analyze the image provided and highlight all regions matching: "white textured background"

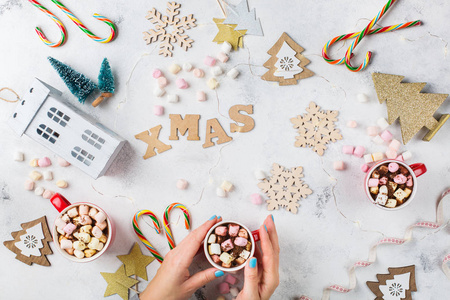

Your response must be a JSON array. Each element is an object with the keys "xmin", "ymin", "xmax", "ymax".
[{"xmin": 1, "ymin": 0, "xmax": 450, "ymax": 299}]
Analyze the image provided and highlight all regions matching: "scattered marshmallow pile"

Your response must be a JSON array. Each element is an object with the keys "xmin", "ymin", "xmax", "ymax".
[
  {"xmin": 16, "ymin": 152, "xmax": 71, "ymax": 199},
  {"xmin": 151, "ymin": 41, "xmax": 240, "ymax": 116},
  {"xmin": 216, "ymin": 180, "xmax": 234, "ymax": 198},
  {"xmin": 55, "ymin": 204, "xmax": 108, "ymax": 259},
  {"xmin": 217, "ymin": 274, "xmax": 240, "ymax": 298},
  {"xmin": 207, "ymin": 223, "xmax": 252, "ymax": 269},
  {"xmin": 368, "ymin": 162, "xmax": 414, "ymax": 208}
]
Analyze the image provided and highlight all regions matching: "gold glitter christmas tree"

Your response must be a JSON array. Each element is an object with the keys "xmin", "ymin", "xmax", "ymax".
[{"xmin": 372, "ymin": 73, "xmax": 449, "ymax": 144}]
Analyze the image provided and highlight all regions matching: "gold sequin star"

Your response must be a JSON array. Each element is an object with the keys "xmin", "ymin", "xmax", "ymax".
[
  {"xmin": 212, "ymin": 18, "xmax": 246, "ymax": 50},
  {"xmin": 101, "ymin": 265, "xmax": 139, "ymax": 300},
  {"xmin": 117, "ymin": 242, "xmax": 155, "ymax": 281}
]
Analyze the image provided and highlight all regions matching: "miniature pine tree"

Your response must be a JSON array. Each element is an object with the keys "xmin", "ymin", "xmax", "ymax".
[
  {"xmin": 372, "ymin": 73, "xmax": 449, "ymax": 144},
  {"xmin": 48, "ymin": 56, "xmax": 97, "ymax": 104},
  {"xmin": 92, "ymin": 58, "xmax": 115, "ymax": 107}
]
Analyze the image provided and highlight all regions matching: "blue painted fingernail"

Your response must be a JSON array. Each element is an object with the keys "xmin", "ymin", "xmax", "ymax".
[
  {"xmin": 209, "ymin": 215, "xmax": 216, "ymax": 220},
  {"xmin": 264, "ymin": 224, "xmax": 268, "ymax": 232},
  {"xmin": 215, "ymin": 270, "xmax": 224, "ymax": 277},
  {"xmin": 217, "ymin": 216, "xmax": 221, "ymax": 219},
  {"xmin": 271, "ymin": 214, "xmax": 274, "ymax": 222},
  {"xmin": 249, "ymin": 257, "xmax": 257, "ymax": 268}
]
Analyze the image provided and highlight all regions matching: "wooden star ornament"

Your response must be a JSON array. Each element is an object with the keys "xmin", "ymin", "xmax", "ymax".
[
  {"xmin": 101, "ymin": 265, "xmax": 139, "ymax": 300},
  {"xmin": 117, "ymin": 242, "xmax": 155, "ymax": 281}
]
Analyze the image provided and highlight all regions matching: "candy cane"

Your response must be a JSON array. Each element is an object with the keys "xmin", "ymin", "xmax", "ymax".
[
  {"xmin": 28, "ymin": 0, "xmax": 67, "ymax": 47},
  {"xmin": 322, "ymin": 20, "xmax": 421, "ymax": 66},
  {"xmin": 163, "ymin": 203, "xmax": 191, "ymax": 250},
  {"xmin": 50, "ymin": 0, "xmax": 116, "ymax": 43},
  {"xmin": 132, "ymin": 210, "xmax": 164, "ymax": 263},
  {"xmin": 443, "ymin": 253, "xmax": 450, "ymax": 280}
]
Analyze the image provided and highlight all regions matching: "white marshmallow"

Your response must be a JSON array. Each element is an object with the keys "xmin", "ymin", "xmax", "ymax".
[
  {"xmin": 73, "ymin": 241, "xmax": 86, "ymax": 251},
  {"xmin": 216, "ymin": 187, "xmax": 226, "ymax": 198},
  {"xmin": 74, "ymin": 249, "xmax": 85, "ymax": 259},
  {"xmin": 167, "ymin": 94, "xmax": 179, "ymax": 103},
  {"xmin": 207, "ymin": 234, "xmax": 216, "ymax": 244},
  {"xmin": 14, "ymin": 152, "xmax": 24, "ymax": 161},
  {"xmin": 78, "ymin": 232, "xmax": 91, "ymax": 244},
  {"xmin": 34, "ymin": 186, "xmax": 44, "ymax": 196},
  {"xmin": 24, "ymin": 179, "xmax": 34, "ymax": 191},
  {"xmin": 97, "ymin": 242, "xmax": 104, "ymax": 251},
  {"xmin": 230, "ymin": 287, "xmax": 240, "ymax": 297},
  {"xmin": 376, "ymin": 117, "xmax": 390, "ymax": 130},
  {"xmin": 254, "ymin": 170, "xmax": 266, "ymax": 180},
  {"xmin": 239, "ymin": 249, "xmax": 250, "ymax": 259},
  {"xmin": 56, "ymin": 180, "xmax": 68, "ymax": 188},
  {"xmin": 364, "ymin": 154, "xmax": 374, "ymax": 163},
  {"xmin": 60, "ymin": 239, "xmax": 72, "ymax": 250},
  {"xmin": 402, "ymin": 150, "xmax": 412, "ymax": 161},
  {"xmin": 356, "ymin": 93, "xmax": 369, "ymax": 103},
  {"xmin": 88, "ymin": 237, "xmax": 100, "ymax": 250},
  {"xmin": 211, "ymin": 66, "xmax": 223, "ymax": 76},
  {"xmin": 169, "ymin": 63, "xmax": 181, "ymax": 74},
  {"xmin": 153, "ymin": 87, "xmax": 166, "ymax": 97},
  {"xmin": 372, "ymin": 135, "xmax": 385, "ymax": 144},
  {"xmin": 183, "ymin": 62, "xmax": 193, "ymax": 72},
  {"xmin": 227, "ymin": 68, "xmax": 240, "ymax": 79},
  {"xmin": 43, "ymin": 170, "xmax": 53, "ymax": 181},
  {"xmin": 221, "ymin": 41, "xmax": 232, "ymax": 54},
  {"xmin": 209, "ymin": 243, "xmax": 221, "ymax": 255}
]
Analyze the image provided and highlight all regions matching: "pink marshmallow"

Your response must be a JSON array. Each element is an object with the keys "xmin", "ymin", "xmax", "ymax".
[
  {"xmin": 197, "ymin": 91, "xmax": 207, "ymax": 101},
  {"xmin": 157, "ymin": 77, "xmax": 169, "ymax": 88},
  {"xmin": 342, "ymin": 145, "xmax": 354, "ymax": 155},
  {"xmin": 63, "ymin": 223, "xmax": 76, "ymax": 235},
  {"xmin": 379, "ymin": 177, "xmax": 388, "ymax": 185},
  {"xmin": 396, "ymin": 155, "xmax": 404, "ymax": 162},
  {"xmin": 388, "ymin": 162, "xmax": 399, "ymax": 172},
  {"xmin": 389, "ymin": 139, "xmax": 401, "ymax": 151},
  {"xmin": 361, "ymin": 164, "xmax": 370, "ymax": 173},
  {"xmin": 79, "ymin": 205, "xmax": 89, "ymax": 215},
  {"xmin": 38, "ymin": 157, "xmax": 51, "ymax": 167},
  {"xmin": 94, "ymin": 211, "xmax": 107, "ymax": 224},
  {"xmin": 380, "ymin": 130, "xmax": 393, "ymax": 142},
  {"xmin": 250, "ymin": 193, "xmax": 263, "ymax": 205},
  {"xmin": 96, "ymin": 221, "xmax": 107, "ymax": 230},
  {"xmin": 92, "ymin": 226, "xmax": 103, "ymax": 239},
  {"xmin": 406, "ymin": 175, "xmax": 413, "ymax": 187},
  {"xmin": 57, "ymin": 157, "xmax": 70, "ymax": 167},
  {"xmin": 204, "ymin": 56, "xmax": 216, "ymax": 67},
  {"xmin": 366, "ymin": 126, "xmax": 379, "ymax": 136},
  {"xmin": 228, "ymin": 224, "xmax": 240, "ymax": 237},
  {"xmin": 394, "ymin": 174, "xmax": 407, "ymax": 184},
  {"xmin": 353, "ymin": 146, "xmax": 366, "ymax": 158},
  {"xmin": 152, "ymin": 69, "xmax": 163, "ymax": 78},
  {"xmin": 385, "ymin": 149, "xmax": 397, "ymax": 159},
  {"xmin": 368, "ymin": 178, "xmax": 379, "ymax": 187},
  {"xmin": 79, "ymin": 215, "xmax": 92, "ymax": 225},
  {"xmin": 333, "ymin": 161, "xmax": 345, "ymax": 170},
  {"xmin": 234, "ymin": 237, "xmax": 248, "ymax": 247},
  {"xmin": 225, "ymin": 274, "xmax": 237, "ymax": 285},
  {"xmin": 221, "ymin": 239, "xmax": 234, "ymax": 252},
  {"xmin": 346, "ymin": 120, "xmax": 357, "ymax": 128},
  {"xmin": 217, "ymin": 52, "xmax": 229, "ymax": 63},
  {"xmin": 218, "ymin": 282, "xmax": 230, "ymax": 294},
  {"xmin": 176, "ymin": 78, "xmax": 189, "ymax": 89},
  {"xmin": 193, "ymin": 68, "xmax": 205, "ymax": 78},
  {"xmin": 211, "ymin": 254, "xmax": 221, "ymax": 264},
  {"xmin": 215, "ymin": 226, "xmax": 228, "ymax": 236},
  {"xmin": 153, "ymin": 105, "xmax": 164, "ymax": 116}
]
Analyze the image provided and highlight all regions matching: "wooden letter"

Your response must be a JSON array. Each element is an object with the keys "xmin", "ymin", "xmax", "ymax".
[
  {"xmin": 135, "ymin": 125, "xmax": 172, "ymax": 159},
  {"xmin": 169, "ymin": 114, "xmax": 200, "ymax": 141},
  {"xmin": 229, "ymin": 104, "xmax": 255, "ymax": 133},
  {"xmin": 203, "ymin": 118, "xmax": 233, "ymax": 148}
]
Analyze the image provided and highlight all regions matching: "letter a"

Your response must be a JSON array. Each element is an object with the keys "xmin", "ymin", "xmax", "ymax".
[{"xmin": 203, "ymin": 118, "xmax": 233, "ymax": 148}]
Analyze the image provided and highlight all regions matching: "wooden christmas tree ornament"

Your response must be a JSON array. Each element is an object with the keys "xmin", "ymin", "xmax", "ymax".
[
  {"xmin": 366, "ymin": 265, "xmax": 417, "ymax": 300},
  {"xmin": 372, "ymin": 73, "xmax": 449, "ymax": 144}
]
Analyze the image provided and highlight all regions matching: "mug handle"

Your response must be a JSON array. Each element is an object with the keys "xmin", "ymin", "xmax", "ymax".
[
  {"xmin": 251, "ymin": 230, "xmax": 260, "ymax": 242},
  {"xmin": 409, "ymin": 163, "xmax": 427, "ymax": 177},
  {"xmin": 50, "ymin": 193, "xmax": 72, "ymax": 212}
]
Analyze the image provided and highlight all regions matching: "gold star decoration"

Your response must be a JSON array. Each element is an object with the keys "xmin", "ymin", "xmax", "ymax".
[
  {"xmin": 212, "ymin": 18, "xmax": 246, "ymax": 50},
  {"xmin": 101, "ymin": 265, "xmax": 139, "ymax": 300},
  {"xmin": 117, "ymin": 242, "xmax": 155, "ymax": 281}
]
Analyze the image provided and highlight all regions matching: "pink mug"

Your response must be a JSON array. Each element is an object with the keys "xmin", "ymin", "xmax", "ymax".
[
  {"xmin": 364, "ymin": 159, "xmax": 427, "ymax": 210},
  {"xmin": 50, "ymin": 193, "xmax": 115, "ymax": 262}
]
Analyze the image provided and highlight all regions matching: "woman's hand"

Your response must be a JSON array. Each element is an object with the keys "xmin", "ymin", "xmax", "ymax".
[
  {"xmin": 236, "ymin": 215, "xmax": 280, "ymax": 300},
  {"xmin": 140, "ymin": 215, "xmax": 225, "ymax": 300}
]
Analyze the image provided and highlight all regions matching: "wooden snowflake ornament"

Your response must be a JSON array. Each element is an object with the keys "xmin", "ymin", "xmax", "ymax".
[
  {"xmin": 143, "ymin": 2, "xmax": 196, "ymax": 57},
  {"xmin": 258, "ymin": 163, "xmax": 312, "ymax": 214},
  {"xmin": 291, "ymin": 102, "xmax": 342, "ymax": 156}
]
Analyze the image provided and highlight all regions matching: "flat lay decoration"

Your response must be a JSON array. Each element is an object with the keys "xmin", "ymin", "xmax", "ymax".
[
  {"xmin": 3, "ymin": 216, "xmax": 53, "ymax": 266},
  {"xmin": 223, "ymin": 0, "xmax": 263, "ymax": 36},
  {"xmin": 372, "ymin": 73, "xmax": 449, "ymax": 144},
  {"xmin": 28, "ymin": 0, "xmax": 67, "ymax": 47},
  {"xmin": 258, "ymin": 163, "xmax": 312, "ymax": 214},
  {"xmin": 101, "ymin": 265, "xmax": 139, "ymax": 300},
  {"xmin": 133, "ymin": 209, "xmax": 164, "ymax": 263},
  {"xmin": 291, "ymin": 102, "xmax": 342, "ymax": 156},
  {"xmin": 213, "ymin": 18, "xmax": 246, "ymax": 50},
  {"xmin": 143, "ymin": 1, "xmax": 197, "ymax": 57},
  {"xmin": 117, "ymin": 243, "xmax": 155, "ymax": 281},
  {"xmin": 93, "ymin": 58, "xmax": 115, "ymax": 107},
  {"xmin": 135, "ymin": 125, "xmax": 173, "ymax": 159},
  {"xmin": 262, "ymin": 32, "xmax": 314, "ymax": 86},
  {"xmin": 366, "ymin": 265, "xmax": 417, "ymax": 300}
]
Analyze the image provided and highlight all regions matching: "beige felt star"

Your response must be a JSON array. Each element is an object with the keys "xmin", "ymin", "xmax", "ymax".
[
  {"xmin": 117, "ymin": 242, "xmax": 155, "ymax": 281},
  {"xmin": 101, "ymin": 265, "xmax": 139, "ymax": 300},
  {"xmin": 212, "ymin": 18, "xmax": 246, "ymax": 50}
]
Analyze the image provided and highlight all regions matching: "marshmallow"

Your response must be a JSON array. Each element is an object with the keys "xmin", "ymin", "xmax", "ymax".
[
  {"xmin": 167, "ymin": 94, "xmax": 179, "ymax": 103},
  {"xmin": 78, "ymin": 232, "xmax": 91, "ymax": 244},
  {"xmin": 393, "ymin": 189, "xmax": 408, "ymax": 201},
  {"xmin": 60, "ymin": 239, "xmax": 72, "ymax": 250},
  {"xmin": 43, "ymin": 170, "xmax": 53, "ymax": 181},
  {"xmin": 385, "ymin": 149, "xmax": 397, "ymax": 159},
  {"xmin": 55, "ymin": 218, "xmax": 67, "ymax": 230},
  {"xmin": 79, "ymin": 215, "xmax": 92, "ymax": 225},
  {"xmin": 34, "ymin": 186, "xmax": 44, "ymax": 196},
  {"xmin": 183, "ymin": 63, "xmax": 193, "ymax": 72},
  {"xmin": 228, "ymin": 224, "xmax": 240, "ymax": 237},
  {"xmin": 211, "ymin": 254, "xmax": 221, "ymax": 264},
  {"xmin": 230, "ymin": 287, "xmax": 239, "ymax": 297},
  {"xmin": 216, "ymin": 187, "xmax": 226, "ymax": 197},
  {"xmin": 204, "ymin": 56, "xmax": 216, "ymax": 67},
  {"xmin": 221, "ymin": 180, "xmax": 233, "ymax": 192},
  {"xmin": 221, "ymin": 239, "xmax": 234, "ymax": 252},
  {"xmin": 239, "ymin": 249, "xmax": 250, "ymax": 260},
  {"xmin": 14, "ymin": 152, "xmax": 24, "ymax": 161},
  {"xmin": 176, "ymin": 179, "xmax": 189, "ymax": 190},
  {"xmin": 217, "ymin": 52, "xmax": 229, "ymax": 63},
  {"xmin": 58, "ymin": 157, "xmax": 70, "ymax": 167},
  {"xmin": 67, "ymin": 207, "xmax": 78, "ymax": 218},
  {"xmin": 88, "ymin": 238, "xmax": 100, "ymax": 250},
  {"xmin": 376, "ymin": 194, "xmax": 388, "ymax": 206},
  {"xmin": 79, "ymin": 205, "xmax": 89, "ymax": 215},
  {"xmin": 24, "ymin": 179, "xmax": 34, "ymax": 191},
  {"xmin": 238, "ymin": 228, "xmax": 248, "ymax": 239},
  {"xmin": 29, "ymin": 158, "xmax": 39, "ymax": 167},
  {"xmin": 88, "ymin": 208, "xmax": 98, "ymax": 218},
  {"xmin": 394, "ymin": 174, "xmax": 407, "ymax": 184},
  {"xmin": 396, "ymin": 155, "xmax": 404, "ymax": 162},
  {"xmin": 215, "ymin": 226, "xmax": 228, "ymax": 236},
  {"xmin": 157, "ymin": 77, "xmax": 169, "ymax": 88},
  {"xmin": 234, "ymin": 237, "xmax": 248, "ymax": 247},
  {"xmin": 221, "ymin": 41, "xmax": 232, "ymax": 54},
  {"xmin": 368, "ymin": 178, "xmax": 379, "ymax": 187},
  {"xmin": 42, "ymin": 189, "xmax": 54, "ymax": 199},
  {"xmin": 385, "ymin": 199, "xmax": 397, "ymax": 208},
  {"xmin": 207, "ymin": 234, "xmax": 217, "ymax": 244},
  {"xmin": 366, "ymin": 126, "xmax": 379, "ymax": 136},
  {"xmin": 379, "ymin": 185, "xmax": 388, "ymax": 195},
  {"xmin": 92, "ymin": 226, "xmax": 103, "ymax": 239},
  {"xmin": 353, "ymin": 146, "xmax": 365, "ymax": 158},
  {"xmin": 84, "ymin": 249, "xmax": 97, "ymax": 258},
  {"xmin": 402, "ymin": 151, "xmax": 412, "ymax": 161},
  {"xmin": 342, "ymin": 145, "xmax": 354, "ymax": 155},
  {"xmin": 29, "ymin": 171, "xmax": 42, "ymax": 181},
  {"xmin": 153, "ymin": 86, "xmax": 166, "ymax": 98},
  {"xmin": 208, "ymin": 78, "xmax": 219, "ymax": 89},
  {"xmin": 372, "ymin": 135, "xmax": 384, "ymax": 144},
  {"xmin": 364, "ymin": 154, "xmax": 374, "ymax": 163},
  {"xmin": 225, "ymin": 274, "xmax": 237, "ymax": 285},
  {"xmin": 406, "ymin": 176, "xmax": 413, "ymax": 187},
  {"xmin": 176, "ymin": 78, "xmax": 189, "ymax": 89},
  {"xmin": 388, "ymin": 163, "xmax": 399, "ymax": 172},
  {"xmin": 197, "ymin": 90, "xmax": 207, "ymax": 101},
  {"xmin": 218, "ymin": 282, "xmax": 230, "ymax": 294},
  {"xmin": 61, "ymin": 214, "xmax": 70, "ymax": 223},
  {"xmin": 152, "ymin": 69, "xmax": 163, "ymax": 78},
  {"xmin": 38, "ymin": 157, "xmax": 51, "ymax": 167},
  {"xmin": 250, "ymin": 193, "xmax": 263, "ymax": 205},
  {"xmin": 80, "ymin": 225, "xmax": 92, "ymax": 234},
  {"xmin": 193, "ymin": 68, "xmax": 205, "ymax": 78},
  {"xmin": 63, "ymin": 223, "xmax": 76, "ymax": 235},
  {"xmin": 227, "ymin": 68, "xmax": 240, "ymax": 79},
  {"xmin": 346, "ymin": 120, "xmax": 357, "ymax": 128},
  {"xmin": 96, "ymin": 221, "xmax": 107, "ymax": 230},
  {"xmin": 56, "ymin": 180, "xmax": 68, "ymax": 188},
  {"xmin": 211, "ymin": 66, "xmax": 223, "ymax": 76},
  {"xmin": 372, "ymin": 152, "xmax": 384, "ymax": 162},
  {"xmin": 357, "ymin": 93, "xmax": 369, "ymax": 102},
  {"xmin": 389, "ymin": 139, "xmax": 401, "ymax": 151},
  {"xmin": 380, "ymin": 130, "xmax": 393, "ymax": 142},
  {"xmin": 219, "ymin": 252, "xmax": 233, "ymax": 264},
  {"xmin": 94, "ymin": 211, "xmax": 107, "ymax": 224},
  {"xmin": 361, "ymin": 164, "xmax": 370, "ymax": 173},
  {"xmin": 169, "ymin": 63, "xmax": 181, "ymax": 74},
  {"xmin": 254, "ymin": 170, "xmax": 266, "ymax": 180},
  {"xmin": 379, "ymin": 177, "xmax": 388, "ymax": 185},
  {"xmin": 97, "ymin": 242, "xmax": 104, "ymax": 251},
  {"xmin": 74, "ymin": 249, "xmax": 85, "ymax": 259},
  {"xmin": 209, "ymin": 243, "xmax": 221, "ymax": 255},
  {"xmin": 377, "ymin": 117, "xmax": 390, "ymax": 130},
  {"xmin": 153, "ymin": 105, "xmax": 164, "ymax": 116},
  {"xmin": 333, "ymin": 161, "xmax": 345, "ymax": 170}
]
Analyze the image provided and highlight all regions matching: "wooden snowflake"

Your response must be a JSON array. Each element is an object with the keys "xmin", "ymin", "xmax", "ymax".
[
  {"xmin": 143, "ymin": 2, "xmax": 196, "ymax": 57},
  {"xmin": 290, "ymin": 102, "xmax": 342, "ymax": 156},
  {"xmin": 258, "ymin": 163, "xmax": 312, "ymax": 214}
]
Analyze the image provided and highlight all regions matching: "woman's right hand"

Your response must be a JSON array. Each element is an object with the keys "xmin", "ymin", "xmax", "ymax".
[{"xmin": 236, "ymin": 215, "xmax": 280, "ymax": 300}]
